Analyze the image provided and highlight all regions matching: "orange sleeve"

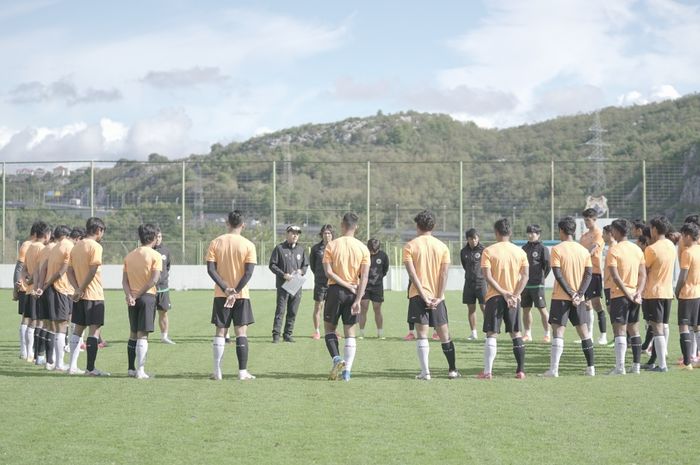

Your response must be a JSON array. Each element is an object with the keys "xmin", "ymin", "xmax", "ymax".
[
  {"xmin": 680, "ymin": 249, "xmax": 690, "ymax": 270},
  {"xmin": 245, "ymin": 242, "xmax": 257, "ymax": 264},
  {"xmin": 480, "ymin": 248, "xmax": 491, "ymax": 268},
  {"xmin": 205, "ymin": 239, "xmax": 217, "ymax": 262},
  {"xmin": 550, "ymin": 247, "xmax": 560, "ymax": 268},
  {"xmin": 402, "ymin": 243, "xmax": 412, "ymax": 263},
  {"xmin": 89, "ymin": 243, "xmax": 102, "ymax": 267}
]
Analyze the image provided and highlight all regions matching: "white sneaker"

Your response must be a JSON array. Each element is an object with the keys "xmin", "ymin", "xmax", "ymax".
[
  {"xmin": 238, "ymin": 370, "xmax": 256, "ymax": 380},
  {"xmin": 136, "ymin": 371, "xmax": 151, "ymax": 380},
  {"xmin": 55, "ymin": 365, "xmax": 68, "ymax": 372},
  {"xmin": 161, "ymin": 337, "xmax": 176, "ymax": 345},
  {"xmin": 127, "ymin": 369, "xmax": 137, "ymax": 378},
  {"xmin": 85, "ymin": 368, "xmax": 111, "ymax": 377},
  {"xmin": 585, "ymin": 366, "xmax": 596, "ymax": 376},
  {"xmin": 629, "ymin": 363, "xmax": 641, "ymax": 374},
  {"xmin": 607, "ymin": 367, "xmax": 626, "ymax": 375},
  {"xmin": 597, "ymin": 335, "xmax": 608, "ymax": 346},
  {"xmin": 467, "ymin": 334, "xmax": 478, "ymax": 341},
  {"xmin": 448, "ymin": 370, "xmax": 461, "ymax": 379},
  {"xmin": 541, "ymin": 369, "xmax": 559, "ymax": 378},
  {"xmin": 35, "ymin": 355, "xmax": 46, "ymax": 366},
  {"xmin": 68, "ymin": 367, "xmax": 85, "ymax": 375},
  {"xmin": 45, "ymin": 362, "xmax": 56, "ymax": 371},
  {"xmin": 209, "ymin": 372, "xmax": 222, "ymax": 381},
  {"xmin": 415, "ymin": 372, "xmax": 431, "ymax": 380}
]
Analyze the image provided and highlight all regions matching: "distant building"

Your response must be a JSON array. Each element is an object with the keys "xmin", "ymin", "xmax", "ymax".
[
  {"xmin": 16, "ymin": 168, "xmax": 34, "ymax": 176},
  {"xmin": 34, "ymin": 168, "xmax": 46, "ymax": 177},
  {"xmin": 53, "ymin": 166, "xmax": 70, "ymax": 176}
]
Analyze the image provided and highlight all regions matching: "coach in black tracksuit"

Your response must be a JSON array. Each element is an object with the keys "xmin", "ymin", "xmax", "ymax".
[
  {"xmin": 269, "ymin": 225, "xmax": 308, "ymax": 343},
  {"xmin": 460, "ymin": 228, "xmax": 486, "ymax": 340},
  {"xmin": 521, "ymin": 224, "xmax": 551, "ymax": 342}
]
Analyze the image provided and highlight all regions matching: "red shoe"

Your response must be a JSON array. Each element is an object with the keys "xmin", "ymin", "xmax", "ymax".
[
  {"xmin": 311, "ymin": 333, "xmax": 321, "ymax": 340},
  {"xmin": 403, "ymin": 332, "xmax": 416, "ymax": 341},
  {"xmin": 431, "ymin": 332, "xmax": 440, "ymax": 341},
  {"xmin": 515, "ymin": 371, "xmax": 526, "ymax": 379},
  {"xmin": 98, "ymin": 340, "xmax": 108, "ymax": 349},
  {"xmin": 476, "ymin": 372, "xmax": 492, "ymax": 379}
]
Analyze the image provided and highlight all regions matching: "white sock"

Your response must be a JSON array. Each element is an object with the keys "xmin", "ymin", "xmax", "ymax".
[
  {"xmin": 19, "ymin": 323, "xmax": 27, "ymax": 358},
  {"xmin": 653, "ymin": 336, "xmax": 667, "ymax": 369},
  {"xmin": 589, "ymin": 310, "xmax": 595, "ymax": 339},
  {"xmin": 615, "ymin": 336, "xmax": 627, "ymax": 370},
  {"xmin": 25, "ymin": 326, "xmax": 35, "ymax": 359},
  {"xmin": 525, "ymin": 330, "xmax": 532, "ymax": 338},
  {"xmin": 359, "ymin": 329, "xmax": 365, "ymax": 337},
  {"xmin": 663, "ymin": 324, "xmax": 669, "ymax": 355},
  {"xmin": 54, "ymin": 333, "xmax": 66, "ymax": 368},
  {"xmin": 471, "ymin": 329, "xmax": 477, "ymax": 337},
  {"xmin": 344, "ymin": 337, "xmax": 357, "ymax": 371},
  {"xmin": 136, "ymin": 339, "xmax": 149, "ymax": 372},
  {"xmin": 314, "ymin": 327, "xmax": 320, "ymax": 335},
  {"xmin": 161, "ymin": 332, "xmax": 168, "ymax": 340},
  {"xmin": 484, "ymin": 337, "xmax": 497, "ymax": 374},
  {"xmin": 691, "ymin": 331, "xmax": 698, "ymax": 359},
  {"xmin": 69, "ymin": 334, "xmax": 81, "ymax": 369},
  {"xmin": 551, "ymin": 337, "xmax": 564, "ymax": 373},
  {"xmin": 212, "ymin": 336, "xmax": 225, "ymax": 377},
  {"xmin": 544, "ymin": 329, "xmax": 551, "ymax": 338},
  {"xmin": 377, "ymin": 329, "xmax": 383, "ymax": 338},
  {"xmin": 416, "ymin": 338, "xmax": 430, "ymax": 374},
  {"xmin": 694, "ymin": 331, "xmax": 700, "ymax": 358}
]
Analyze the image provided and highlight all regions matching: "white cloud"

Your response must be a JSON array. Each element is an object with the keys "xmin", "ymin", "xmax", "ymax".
[
  {"xmin": 618, "ymin": 84, "xmax": 681, "ymax": 106},
  {"xmin": 6, "ymin": 77, "xmax": 122, "ymax": 105}
]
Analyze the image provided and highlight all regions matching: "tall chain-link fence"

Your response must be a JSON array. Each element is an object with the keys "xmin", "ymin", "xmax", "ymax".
[{"xmin": 1, "ymin": 158, "xmax": 693, "ymax": 264}]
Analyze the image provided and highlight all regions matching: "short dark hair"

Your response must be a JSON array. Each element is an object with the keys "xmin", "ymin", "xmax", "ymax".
[
  {"xmin": 53, "ymin": 225, "xmax": 71, "ymax": 239},
  {"xmin": 602, "ymin": 225, "xmax": 612, "ymax": 235},
  {"xmin": 138, "ymin": 223, "xmax": 158, "ymax": 245},
  {"xmin": 582, "ymin": 208, "xmax": 598, "ymax": 219},
  {"xmin": 32, "ymin": 221, "xmax": 51, "ymax": 237},
  {"xmin": 649, "ymin": 216, "xmax": 671, "ymax": 236},
  {"xmin": 526, "ymin": 224, "xmax": 541, "ymax": 234},
  {"xmin": 684, "ymin": 214, "xmax": 699, "ymax": 226},
  {"xmin": 342, "ymin": 212, "xmax": 359, "ymax": 229},
  {"xmin": 632, "ymin": 219, "xmax": 646, "ymax": 230},
  {"xmin": 319, "ymin": 224, "xmax": 334, "ymax": 238},
  {"xmin": 611, "ymin": 218, "xmax": 630, "ymax": 237},
  {"xmin": 70, "ymin": 227, "xmax": 85, "ymax": 240},
  {"xmin": 558, "ymin": 217, "xmax": 576, "ymax": 236},
  {"xmin": 637, "ymin": 235, "xmax": 649, "ymax": 247},
  {"xmin": 414, "ymin": 210, "xmax": 435, "ymax": 232},
  {"xmin": 367, "ymin": 238, "xmax": 380, "ymax": 253},
  {"xmin": 641, "ymin": 226, "xmax": 651, "ymax": 240},
  {"xmin": 85, "ymin": 217, "xmax": 106, "ymax": 235},
  {"xmin": 465, "ymin": 228, "xmax": 478, "ymax": 240},
  {"xmin": 227, "ymin": 210, "xmax": 244, "ymax": 228},
  {"xmin": 494, "ymin": 218, "xmax": 511, "ymax": 237},
  {"xmin": 680, "ymin": 222, "xmax": 700, "ymax": 241}
]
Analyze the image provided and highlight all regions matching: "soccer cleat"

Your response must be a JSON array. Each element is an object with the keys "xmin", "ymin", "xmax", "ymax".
[
  {"xmin": 415, "ymin": 372, "xmax": 431, "ymax": 380},
  {"xmin": 311, "ymin": 332, "xmax": 321, "ymax": 340},
  {"xmin": 431, "ymin": 332, "xmax": 440, "ymax": 341},
  {"xmin": 542, "ymin": 335, "xmax": 551, "ymax": 343},
  {"xmin": 606, "ymin": 367, "xmax": 626, "ymax": 376},
  {"xmin": 283, "ymin": 335, "xmax": 295, "ymax": 343},
  {"xmin": 272, "ymin": 335, "xmax": 280, "ymax": 344},
  {"xmin": 67, "ymin": 367, "xmax": 85, "ymax": 375},
  {"xmin": 54, "ymin": 365, "xmax": 68, "ymax": 373},
  {"xmin": 26, "ymin": 356, "xmax": 35, "ymax": 364},
  {"xmin": 209, "ymin": 372, "xmax": 222, "ymax": 381},
  {"xmin": 136, "ymin": 371, "xmax": 151, "ymax": 380},
  {"xmin": 629, "ymin": 364, "xmax": 641, "ymax": 374},
  {"xmin": 515, "ymin": 371, "xmax": 526, "ymax": 379},
  {"xmin": 238, "ymin": 371, "xmax": 256, "ymax": 381},
  {"xmin": 585, "ymin": 366, "xmax": 596, "ymax": 377},
  {"xmin": 98, "ymin": 340, "xmax": 108, "ymax": 349},
  {"xmin": 35, "ymin": 355, "xmax": 46, "ymax": 366},
  {"xmin": 541, "ymin": 369, "xmax": 558, "ymax": 378},
  {"xmin": 329, "ymin": 356, "xmax": 345, "ymax": 381},
  {"xmin": 650, "ymin": 366, "xmax": 668, "ymax": 373},
  {"xmin": 403, "ymin": 332, "xmax": 416, "ymax": 341},
  {"xmin": 641, "ymin": 363, "xmax": 656, "ymax": 370},
  {"xmin": 127, "ymin": 369, "xmax": 137, "ymax": 378},
  {"xmin": 378, "ymin": 334, "xmax": 386, "ymax": 340},
  {"xmin": 522, "ymin": 335, "xmax": 531, "ymax": 342},
  {"xmin": 448, "ymin": 370, "xmax": 461, "ymax": 379},
  {"xmin": 341, "ymin": 370, "xmax": 351, "ymax": 382},
  {"xmin": 680, "ymin": 363, "xmax": 694, "ymax": 371},
  {"xmin": 45, "ymin": 363, "xmax": 56, "ymax": 371},
  {"xmin": 467, "ymin": 334, "xmax": 478, "ymax": 341},
  {"xmin": 476, "ymin": 372, "xmax": 493, "ymax": 380},
  {"xmin": 597, "ymin": 335, "xmax": 608, "ymax": 346},
  {"xmin": 85, "ymin": 368, "xmax": 111, "ymax": 377},
  {"xmin": 161, "ymin": 337, "xmax": 176, "ymax": 345}
]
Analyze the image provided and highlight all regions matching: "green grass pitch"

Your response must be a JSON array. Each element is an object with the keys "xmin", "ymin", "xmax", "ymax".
[{"xmin": 0, "ymin": 289, "xmax": 696, "ymax": 465}]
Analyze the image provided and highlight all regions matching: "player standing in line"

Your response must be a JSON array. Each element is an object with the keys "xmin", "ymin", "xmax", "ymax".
[
  {"xmin": 359, "ymin": 238, "xmax": 389, "ymax": 339},
  {"xmin": 153, "ymin": 229, "xmax": 175, "ymax": 344},
  {"xmin": 521, "ymin": 224, "xmax": 551, "ymax": 343},
  {"xmin": 66, "ymin": 217, "xmax": 109, "ymax": 376},
  {"xmin": 602, "ymin": 225, "xmax": 616, "ymax": 310},
  {"xmin": 40, "ymin": 225, "xmax": 74, "ymax": 371},
  {"xmin": 543, "ymin": 217, "xmax": 595, "ymax": 377},
  {"xmin": 404, "ymin": 210, "xmax": 458, "ymax": 380},
  {"xmin": 676, "ymin": 222, "xmax": 700, "ymax": 370},
  {"xmin": 678, "ymin": 215, "xmax": 700, "ymax": 364},
  {"xmin": 21, "ymin": 222, "xmax": 51, "ymax": 364},
  {"xmin": 579, "ymin": 209, "xmax": 608, "ymax": 345},
  {"xmin": 206, "ymin": 211, "xmax": 257, "ymax": 381},
  {"xmin": 123, "ymin": 224, "xmax": 162, "ymax": 379},
  {"xmin": 14, "ymin": 223, "xmax": 38, "ymax": 360},
  {"xmin": 639, "ymin": 216, "xmax": 675, "ymax": 372},
  {"xmin": 321, "ymin": 213, "xmax": 370, "ymax": 382},
  {"xmin": 606, "ymin": 219, "xmax": 646, "ymax": 375},
  {"xmin": 34, "ymin": 230, "xmax": 58, "ymax": 368},
  {"xmin": 309, "ymin": 224, "xmax": 334, "ymax": 340},
  {"xmin": 460, "ymin": 228, "xmax": 486, "ymax": 341},
  {"xmin": 478, "ymin": 218, "xmax": 529, "ymax": 379}
]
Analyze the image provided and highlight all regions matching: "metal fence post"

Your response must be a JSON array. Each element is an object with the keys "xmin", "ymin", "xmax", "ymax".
[
  {"xmin": 550, "ymin": 160, "xmax": 555, "ymax": 241},
  {"xmin": 367, "ymin": 161, "xmax": 371, "ymax": 240},
  {"xmin": 642, "ymin": 159, "xmax": 647, "ymax": 221},
  {"xmin": 272, "ymin": 161, "xmax": 277, "ymax": 243},
  {"xmin": 181, "ymin": 161, "xmax": 186, "ymax": 263},
  {"xmin": 2, "ymin": 161, "xmax": 5, "ymax": 263},
  {"xmin": 90, "ymin": 160, "xmax": 95, "ymax": 217},
  {"xmin": 459, "ymin": 161, "xmax": 463, "ymax": 239}
]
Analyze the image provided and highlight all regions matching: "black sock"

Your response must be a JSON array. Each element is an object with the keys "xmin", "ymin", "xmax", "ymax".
[
  {"xmin": 235, "ymin": 336, "xmax": 248, "ymax": 370},
  {"xmin": 681, "ymin": 332, "xmax": 692, "ymax": 366},
  {"xmin": 647, "ymin": 343, "xmax": 657, "ymax": 365},
  {"xmin": 512, "ymin": 337, "xmax": 525, "ymax": 373},
  {"xmin": 408, "ymin": 322, "xmax": 415, "ymax": 331},
  {"xmin": 45, "ymin": 332, "xmax": 55, "ymax": 364},
  {"xmin": 441, "ymin": 341, "xmax": 456, "ymax": 371},
  {"xmin": 37, "ymin": 328, "xmax": 46, "ymax": 356},
  {"xmin": 127, "ymin": 339, "xmax": 136, "ymax": 371},
  {"xmin": 597, "ymin": 311, "xmax": 606, "ymax": 334},
  {"xmin": 581, "ymin": 338, "xmax": 595, "ymax": 367},
  {"xmin": 642, "ymin": 326, "xmax": 654, "ymax": 351},
  {"xmin": 324, "ymin": 333, "xmax": 340, "ymax": 358},
  {"xmin": 33, "ymin": 328, "xmax": 39, "ymax": 356},
  {"xmin": 630, "ymin": 335, "xmax": 642, "ymax": 364},
  {"xmin": 86, "ymin": 336, "xmax": 99, "ymax": 372}
]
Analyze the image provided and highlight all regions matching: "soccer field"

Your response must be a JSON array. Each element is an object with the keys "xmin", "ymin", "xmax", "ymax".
[{"xmin": 0, "ymin": 289, "xmax": 696, "ymax": 465}]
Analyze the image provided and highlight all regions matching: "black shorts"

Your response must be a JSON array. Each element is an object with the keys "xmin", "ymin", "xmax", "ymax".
[
  {"xmin": 549, "ymin": 299, "xmax": 589, "ymax": 327},
  {"xmin": 609, "ymin": 297, "xmax": 640, "ymax": 325},
  {"xmin": 17, "ymin": 291, "xmax": 28, "ymax": 315},
  {"xmin": 313, "ymin": 283, "xmax": 328, "ymax": 302},
  {"xmin": 37, "ymin": 292, "xmax": 51, "ymax": 320},
  {"xmin": 71, "ymin": 300, "xmax": 105, "ymax": 327},
  {"xmin": 129, "ymin": 294, "xmax": 157, "ymax": 333},
  {"xmin": 642, "ymin": 299, "xmax": 671, "ymax": 324},
  {"xmin": 483, "ymin": 296, "xmax": 521, "ymax": 334},
  {"xmin": 50, "ymin": 289, "xmax": 73, "ymax": 322},
  {"xmin": 323, "ymin": 285, "xmax": 358, "ymax": 326},
  {"xmin": 23, "ymin": 295, "xmax": 39, "ymax": 320},
  {"xmin": 462, "ymin": 282, "xmax": 486, "ymax": 305},
  {"xmin": 155, "ymin": 291, "xmax": 171, "ymax": 311},
  {"xmin": 521, "ymin": 287, "xmax": 546, "ymax": 309},
  {"xmin": 407, "ymin": 296, "xmax": 449, "ymax": 327},
  {"xmin": 678, "ymin": 298, "xmax": 700, "ymax": 327},
  {"xmin": 211, "ymin": 297, "xmax": 254, "ymax": 328},
  {"xmin": 584, "ymin": 274, "xmax": 603, "ymax": 300},
  {"xmin": 363, "ymin": 285, "xmax": 384, "ymax": 303},
  {"xmin": 604, "ymin": 288, "xmax": 611, "ymax": 306}
]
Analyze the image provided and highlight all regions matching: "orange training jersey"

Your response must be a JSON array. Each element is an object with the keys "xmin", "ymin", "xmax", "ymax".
[
  {"xmin": 481, "ymin": 241, "xmax": 528, "ymax": 302},
  {"xmin": 643, "ymin": 238, "xmax": 676, "ymax": 299},
  {"xmin": 206, "ymin": 233, "xmax": 257, "ymax": 299},
  {"xmin": 124, "ymin": 246, "xmax": 163, "ymax": 296},
  {"xmin": 47, "ymin": 238, "xmax": 75, "ymax": 295},
  {"xmin": 16, "ymin": 240, "xmax": 32, "ymax": 292},
  {"xmin": 24, "ymin": 242, "xmax": 45, "ymax": 293},
  {"xmin": 322, "ymin": 236, "xmax": 370, "ymax": 287},
  {"xmin": 580, "ymin": 227, "xmax": 604, "ymax": 274},
  {"xmin": 679, "ymin": 244, "xmax": 700, "ymax": 300},
  {"xmin": 605, "ymin": 240, "xmax": 645, "ymax": 299},
  {"xmin": 69, "ymin": 238, "xmax": 104, "ymax": 300},
  {"xmin": 550, "ymin": 241, "xmax": 592, "ymax": 301},
  {"xmin": 403, "ymin": 234, "xmax": 451, "ymax": 299}
]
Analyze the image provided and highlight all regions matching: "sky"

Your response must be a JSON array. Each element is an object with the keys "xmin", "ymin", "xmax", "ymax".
[{"xmin": 0, "ymin": 0, "xmax": 699, "ymax": 162}]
